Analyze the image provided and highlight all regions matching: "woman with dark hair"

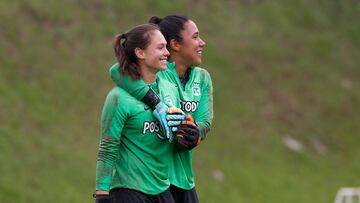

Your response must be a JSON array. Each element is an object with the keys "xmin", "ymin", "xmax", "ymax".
[
  {"xmin": 109, "ymin": 15, "xmax": 213, "ymax": 203},
  {"xmin": 94, "ymin": 23, "xmax": 185, "ymax": 203}
]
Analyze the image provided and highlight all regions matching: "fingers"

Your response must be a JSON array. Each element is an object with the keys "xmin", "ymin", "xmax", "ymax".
[
  {"xmin": 167, "ymin": 107, "xmax": 183, "ymax": 114},
  {"xmin": 180, "ymin": 120, "xmax": 196, "ymax": 126},
  {"xmin": 176, "ymin": 134, "xmax": 184, "ymax": 139},
  {"xmin": 166, "ymin": 109, "xmax": 185, "ymax": 133},
  {"xmin": 178, "ymin": 140, "xmax": 190, "ymax": 148},
  {"xmin": 177, "ymin": 135, "xmax": 196, "ymax": 149},
  {"xmin": 168, "ymin": 121, "xmax": 181, "ymax": 127},
  {"xmin": 157, "ymin": 112, "xmax": 172, "ymax": 140},
  {"xmin": 167, "ymin": 114, "xmax": 185, "ymax": 122},
  {"xmin": 171, "ymin": 126, "xmax": 178, "ymax": 132},
  {"xmin": 184, "ymin": 114, "xmax": 194, "ymax": 122},
  {"xmin": 178, "ymin": 123, "xmax": 197, "ymax": 131}
]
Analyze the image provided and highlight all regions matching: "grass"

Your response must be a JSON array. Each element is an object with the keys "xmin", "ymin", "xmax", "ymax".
[{"xmin": 1, "ymin": 0, "xmax": 360, "ymax": 202}]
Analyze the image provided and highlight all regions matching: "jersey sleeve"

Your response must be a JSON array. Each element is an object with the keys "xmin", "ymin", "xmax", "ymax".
[
  {"xmin": 109, "ymin": 63, "xmax": 150, "ymax": 100},
  {"xmin": 195, "ymin": 69, "xmax": 214, "ymax": 140},
  {"xmin": 95, "ymin": 88, "xmax": 126, "ymax": 191}
]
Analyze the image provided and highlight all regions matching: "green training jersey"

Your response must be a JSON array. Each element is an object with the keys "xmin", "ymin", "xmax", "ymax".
[
  {"xmin": 109, "ymin": 62, "xmax": 214, "ymax": 190},
  {"xmin": 96, "ymin": 77, "xmax": 180, "ymax": 195}
]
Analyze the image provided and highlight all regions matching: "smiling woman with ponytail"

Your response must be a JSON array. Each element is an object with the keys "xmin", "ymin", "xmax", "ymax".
[{"xmin": 94, "ymin": 23, "xmax": 184, "ymax": 203}]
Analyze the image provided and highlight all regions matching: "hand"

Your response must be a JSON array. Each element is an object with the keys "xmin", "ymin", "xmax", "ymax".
[
  {"xmin": 175, "ymin": 114, "xmax": 201, "ymax": 150},
  {"xmin": 152, "ymin": 99, "xmax": 184, "ymax": 142},
  {"xmin": 167, "ymin": 107, "xmax": 186, "ymax": 142},
  {"xmin": 152, "ymin": 101, "xmax": 172, "ymax": 140}
]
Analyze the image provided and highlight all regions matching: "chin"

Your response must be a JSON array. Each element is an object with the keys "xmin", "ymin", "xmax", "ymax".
[
  {"xmin": 192, "ymin": 56, "xmax": 202, "ymax": 65},
  {"xmin": 193, "ymin": 59, "xmax": 202, "ymax": 66},
  {"xmin": 159, "ymin": 65, "xmax": 167, "ymax": 70}
]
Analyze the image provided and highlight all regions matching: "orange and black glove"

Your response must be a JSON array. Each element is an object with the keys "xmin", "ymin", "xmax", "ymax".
[{"xmin": 175, "ymin": 114, "xmax": 201, "ymax": 150}]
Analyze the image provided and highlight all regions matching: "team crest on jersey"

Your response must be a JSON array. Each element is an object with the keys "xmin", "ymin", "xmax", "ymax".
[{"xmin": 193, "ymin": 82, "xmax": 201, "ymax": 96}]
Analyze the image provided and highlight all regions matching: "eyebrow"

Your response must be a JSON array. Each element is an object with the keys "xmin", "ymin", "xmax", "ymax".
[
  {"xmin": 157, "ymin": 42, "xmax": 167, "ymax": 46},
  {"xmin": 193, "ymin": 31, "xmax": 199, "ymax": 36}
]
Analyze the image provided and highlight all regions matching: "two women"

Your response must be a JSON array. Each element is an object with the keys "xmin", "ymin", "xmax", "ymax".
[{"xmin": 108, "ymin": 15, "xmax": 213, "ymax": 203}]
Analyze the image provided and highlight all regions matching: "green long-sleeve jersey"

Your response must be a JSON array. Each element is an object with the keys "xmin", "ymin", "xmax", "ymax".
[
  {"xmin": 109, "ymin": 62, "xmax": 214, "ymax": 190},
  {"xmin": 96, "ymin": 77, "xmax": 181, "ymax": 195}
]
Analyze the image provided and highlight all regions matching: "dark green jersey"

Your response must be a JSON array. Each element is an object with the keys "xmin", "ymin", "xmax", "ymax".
[
  {"xmin": 109, "ymin": 62, "xmax": 214, "ymax": 190},
  {"xmin": 96, "ymin": 77, "xmax": 180, "ymax": 195}
]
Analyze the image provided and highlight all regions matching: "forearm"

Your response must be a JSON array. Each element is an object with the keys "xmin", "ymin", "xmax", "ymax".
[
  {"xmin": 195, "ymin": 72, "xmax": 213, "ymax": 140},
  {"xmin": 197, "ymin": 121, "xmax": 211, "ymax": 140},
  {"xmin": 96, "ymin": 136, "xmax": 119, "ymax": 191},
  {"xmin": 96, "ymin": 90, "xmax": 123, "ymax": 191}
]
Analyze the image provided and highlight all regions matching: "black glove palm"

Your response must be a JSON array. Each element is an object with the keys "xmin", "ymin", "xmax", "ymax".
[{"xmin": 176, "ymin": 115, "xmax": 200, "ymax": 150}]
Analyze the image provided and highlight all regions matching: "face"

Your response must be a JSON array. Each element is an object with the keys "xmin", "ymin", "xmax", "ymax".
[
  {"xmin": 141, "ymin": 30, "xmax": 170, "ymax": 72},
  {"xmin": 177, "ymin": 20, "xmax": 206, "ymax": 67}
]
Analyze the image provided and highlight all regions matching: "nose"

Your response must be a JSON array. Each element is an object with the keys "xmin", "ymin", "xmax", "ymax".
[
  {"xmin": 199, "ymin": 37, "xmax": 205, "ymax": 47},
  {"xmin": 164, "ymin": 48, "xmax": 170, "ymax": 57}
]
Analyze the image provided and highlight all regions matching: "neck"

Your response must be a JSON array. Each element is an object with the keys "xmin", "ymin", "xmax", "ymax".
[
  {"xmin": 168, "ymin": 55, "xmax": 188, "ymax": 77},
  {"xmin": 139, "ymin": 65, "xmax": 157, "ymax": 84}
]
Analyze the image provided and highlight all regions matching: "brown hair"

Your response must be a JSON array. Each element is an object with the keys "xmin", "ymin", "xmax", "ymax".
[{"xmin": 114, "ymin": 23, "xmax": 160, "ymax": 79}]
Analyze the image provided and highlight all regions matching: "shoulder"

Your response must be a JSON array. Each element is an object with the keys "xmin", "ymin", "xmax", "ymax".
[
  {"xmin": 191, "ymin": 66, "xmax": 212, "ymax": 85},
  {"xmin": 108, "ymin": 63, "xmax": 120, "ymax": 83},
  {"xmin": 107, "ymin": 86, "xmax": 126, "ymax": 97},
  {"xmin": 105, "ymin": 87, "xmax": 135, "ymax": 105},
  {"xmin": 158, "ymin": 77, "xmax": 178, "ymax": 92},
  {"xmin": 104, "ymin": 87, "xmax": 140, "ymax": 116},
  {"xmin": 192, "ymin": 66, "xmax": 211, "ymax": 78}
]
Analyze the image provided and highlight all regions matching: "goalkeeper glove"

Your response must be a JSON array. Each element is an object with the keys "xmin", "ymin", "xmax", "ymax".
[
  {"xmin": 175, "ymin": 114, "xmax": 201, "ymax": 150},
  {"xmin": 166, "ymin": 107, "xmax": 186, "ymax": 142},
  {"xmin": 141, "ymin": 88, "xmax": 177, "ymax": 141},
  {"xmin": 152, "ymin": 95, "xmax": 185, "ymax": 142},
  {"xmin": 152, "ymin": 101, "xmax": 172, "ymax": 140}
]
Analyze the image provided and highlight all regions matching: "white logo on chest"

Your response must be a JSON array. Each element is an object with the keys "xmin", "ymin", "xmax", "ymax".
[
  {"xmin": 193, "ymin": 82, "xmax": 201, "ymax": 96},
  {"xmin": 142, "ymin": 121, "xmax": 161, "ymax": 134}
]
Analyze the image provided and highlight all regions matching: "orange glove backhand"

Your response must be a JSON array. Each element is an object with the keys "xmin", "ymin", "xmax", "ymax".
[{"xmin": 176, "ymin": 114, "xmax": 201, "ymax": 150}]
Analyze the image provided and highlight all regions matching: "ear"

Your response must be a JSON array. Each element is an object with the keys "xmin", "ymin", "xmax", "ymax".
[
  {"xmin": 169, "ymin": 39, "xmax": 181, "ymax": 52},
  {"xmin": 135, "ymin": 47, "xmax": 145, "ymax": 59}
]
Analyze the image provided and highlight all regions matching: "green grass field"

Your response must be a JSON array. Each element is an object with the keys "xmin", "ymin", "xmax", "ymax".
[{"xmin": 1, "ymin": 0, "xmax": 360, "ymax": 202}]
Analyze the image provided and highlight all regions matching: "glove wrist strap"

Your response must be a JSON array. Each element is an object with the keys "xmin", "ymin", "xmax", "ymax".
[{"xmin": 141, "ymin": 88, "xmax": 161, "ymax": 110}]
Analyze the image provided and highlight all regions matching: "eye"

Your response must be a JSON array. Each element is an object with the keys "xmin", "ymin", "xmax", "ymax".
[{"xmin": 158, "ymin": 44, "xmax": 166, "ymax": 49}]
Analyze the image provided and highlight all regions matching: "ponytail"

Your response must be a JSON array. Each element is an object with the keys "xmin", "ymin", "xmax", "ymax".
[
  {"xmin": 113, "ymin": 33, "xmax": 127, "ymax": 77},
  {"xmin": 113, "ymin": 24, "xmax": 160, "ymax": 80},
  {"xmin": 149, "ymin": 16, "xmax": 162, "ymax": 24}
]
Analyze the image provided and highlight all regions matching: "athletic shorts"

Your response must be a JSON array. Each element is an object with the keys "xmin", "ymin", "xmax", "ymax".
[
  {"xmin": 169, "ymin": 185, "xmax": 199, "ymax": 203},
  {"xmin": 109, "ymin": 187, "xmax": 175, "ymax": 203}
]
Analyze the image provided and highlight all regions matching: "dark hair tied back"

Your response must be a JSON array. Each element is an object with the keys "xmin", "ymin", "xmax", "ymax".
[{"xmin": 149, "ymin": 16, "xmax": 163, "ymax": 25}]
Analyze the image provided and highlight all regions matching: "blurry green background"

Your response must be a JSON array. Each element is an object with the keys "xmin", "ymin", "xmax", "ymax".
[{"xmin": 1, "ymin": 0, "xmax": 360, "ymax": 202}]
